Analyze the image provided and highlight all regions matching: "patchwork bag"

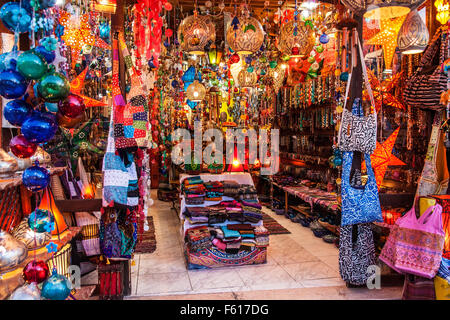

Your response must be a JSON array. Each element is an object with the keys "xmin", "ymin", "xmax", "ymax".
[
  {"xmin": 338, "ymin": 37, "xmax": 377, "ymax": 155},
  {"xmin": 403, "ymin": 27, "xmax": 448, "ymax": 110},
  {"xmin": 380, "ymin": 203, "xmax": 445, "ymax": 278},
  {"xmin": 339, "ymin": 223, "xmax": 377, "ymax": 285},
  {"xmin": 341, "ymin": 151, "xmax": 383, "ymax": 226}
]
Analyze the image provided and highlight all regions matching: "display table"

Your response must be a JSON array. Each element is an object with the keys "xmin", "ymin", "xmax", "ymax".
[{"xmin": 180, "ymin": 173, "xmax": 268, "ymax": 270}]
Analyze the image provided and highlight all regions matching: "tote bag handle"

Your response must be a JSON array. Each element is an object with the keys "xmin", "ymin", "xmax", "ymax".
[{"xmin": 338, "ymin": 32, "xmax": 377, "ymax": 147}]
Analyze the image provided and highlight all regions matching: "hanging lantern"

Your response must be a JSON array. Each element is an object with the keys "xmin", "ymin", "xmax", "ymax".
[
  {"xmin": 277, "ymin": 21, "xmax": 315, "ymax": 59},
  {"xmin": 186, "ymin": 80, "xmax": 206, "ymax": 102},
  {"xmin": 91, "ymin": 0, "xmax": 117, "ymax": 14},
  {"xmin": 226, "ymin": 16, "xmax": 265, "ymax": 55},
  {"xmin": 397, "ymin": 10, "xmax": 429, "ymax": 55},
  {"xmin": 237, "ymin": 69, "xmax": 257, "ymax": 87},
  {"xmin": 435, "ymin": 0, "xmax": 450, "ymax": 24},
  {"xmin": 207, "ymin": 45, "xmax": 222, "ymax": 66},
  {"xmin": 177, "ymin": 14, "xmax": 216, "ymax": 55},
  {"xmin": 341, "ymin": 0, "xmax": 425, "ymax": 19}
]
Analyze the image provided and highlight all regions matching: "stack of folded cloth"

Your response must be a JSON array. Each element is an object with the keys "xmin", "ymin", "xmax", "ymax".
[
  {"xmin": 184, "ymin": 207, "xmax": 209, "ymax": 225},
  {"xmin": 222, "ymin": 180, "xmax": 240, "ymax": 198},
  {"xmin": 207, "ymin": 206, "xmax": 227, "ymax": 224},
  {"xmin": 184, "ymin": 176, "xmax": 206, "ymax": 205},
  {"xmin": 219, "ymin": 200, "xmax": 244, "ymax": 222},
  {"xmin": 186, "ymin": 226, "xmax": 213, "ymax": 252},
  {"xmin": 204, "ymin": 181, "xmax": 224, "ymax": 201},
  {"xmin": 242, "ymin": 206, "xmax": 263, "ymax": 223},
  {"xmin": 254, "ymin": 226, "xmax": 269, "ymax": 247},
  {"xmin": 239, "ymin": 184, "xmax": 258, "ymax": 201},
  {"xmin": 240, "ymin": 233, "xmax": 256, "ymax": 251},
  {"xmin": 221, "ymin": 226, "xmax": 242, "ymax": 254}
]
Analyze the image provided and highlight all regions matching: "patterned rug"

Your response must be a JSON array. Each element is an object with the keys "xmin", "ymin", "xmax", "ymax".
[
  {"xmin": 262, "ymin": 213, "xmax": 291, "ymax": 235},
  {"xmin": 134, "ymin": 216, "xmax": 157, "ymax": 254}
]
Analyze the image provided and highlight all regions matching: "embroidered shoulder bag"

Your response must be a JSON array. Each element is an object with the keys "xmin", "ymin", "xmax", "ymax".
[{"xmin": 380, "ymin": 203, "xmax": 445, "ymax": 278}]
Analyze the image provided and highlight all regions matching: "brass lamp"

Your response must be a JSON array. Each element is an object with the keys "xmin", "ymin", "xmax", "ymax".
[
  {"xmin": 237, "ymin": 69, "xmax": 257, "ymax": 87},
  {"xmin": 397, "ymin": 9, "xmax": 429, "ymax": 55},
  {"xmin": 226, "ymin": 16, "xmax": 265, "ymax": 55},
  {"xmin": 277, "ymin": 21, "xmax": 315, "ymax": 59},
  {"xmin": 178, "ymin": 14, "xmax": 216, "ymax": 55},
  {"xmin": 186, "ymin": 80, "xmax": 206, "ymax": 102}
]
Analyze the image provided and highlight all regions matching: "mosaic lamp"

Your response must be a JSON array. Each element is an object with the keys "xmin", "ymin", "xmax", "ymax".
[
  {"xmin": 397, "ymin": 9, "xmax": 429, "ymax": 54},
  {"xmin": 178, "ymin": 13, "xmax": 216, "ymax": 55},
  {"xmin": 226, "ymin": 16, "xmax": 265, "ymax": 55},
  {"xmin": 207, "ymin": 45, "xmax": 223, "ymax": 66},
  {"xmin": 341, "ymin": 0, "xmax": 426, "ymax": 19},
  {"xmin": 277, "ymin": 21, "xmax": 315, "ymax": 59}
]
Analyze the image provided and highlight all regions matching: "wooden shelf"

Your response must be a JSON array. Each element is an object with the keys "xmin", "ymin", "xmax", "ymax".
[
  {"xmin": 318, "ymin": 220, "xmax": 340, "ymax": 235},
  {"xmin": 289, "ymin": 205, "xmax": 314, "ymax": 219},
  {"xmin": 0, "ymin": 226, "xmax": 81, "ymax": 300}
]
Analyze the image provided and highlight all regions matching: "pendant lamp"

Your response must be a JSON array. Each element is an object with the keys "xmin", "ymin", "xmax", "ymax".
[
  {"xmin": 178, "ymin": 14, "xmax": 216, "ymax": 55},
  {"xmin": 186, "ymin": 80, "xmax": 206, "ymax": 102},
  {"xmin": 341, "ymin": 0, "xmax": 426, "ymax": 19},
  {"xmin": 397, "ymin": 9, "xmax": 429, "ymax": 55},
  {"xmin": 226, "ymin": 16, "xmax": 265, "ymax": 55},
  {"xmin": 277, "ymin": 21, "xmax": 315, "ymax": 59},
  {"xmin": 38, "ymin": 188, "xmax": 68, "ymax": 236},
  {"xmin": 435, "ymin": 0, "xmax": 450, "ymax": 24}
]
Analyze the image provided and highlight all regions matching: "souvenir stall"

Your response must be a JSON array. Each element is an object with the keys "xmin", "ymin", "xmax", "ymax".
[{"xmin": 0, "ymin": 0, "xmax": 152, "ymax": 300}]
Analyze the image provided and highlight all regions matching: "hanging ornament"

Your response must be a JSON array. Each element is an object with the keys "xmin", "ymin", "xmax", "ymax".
[
  {"xmin": 0, "ymin": 69, "xmax": 29, "ymax": 99},
  {"xmin": 22, "ymin": 162, "xmax": 50, "ymax": 192},
  {"xmin": 0, "ymin": 2, "xmax": 31, "ymax": 33},
  {"xmin": 3, "ymin": 99, "xmax": 33, "ymax": 127},
  {"xmin": 21, "ymin": 111, "xmax": 58, "ymax": 144},
  {"xmin": 341, "ymin": 0, "xmax": 425, "ymax": 19},
  {"xmin": 16, "ymin": 50, "xmax": 48, "ymax": 80},
  {"xmin": 37, "ymin": 72, "xmax": 70, "ymax": 102},
  {"xmin": 230, "ymin": 53, "xmax": 240, "ymax": 64},
  {"xmin": 58, "ymin": 94, "xmax": 86, "ymax": 118},
  {"xmin": 69, "ymin": 68, "xmax": 106, "ymax": 107},
  {"xmin": 365, "ymin": 69, "xmax": 405, "ymax": 112},
  {"xmin": 28, "ymin": 208, "xmax": 54, "ymax": 233},
  {"xmin": 0, "ymin": 49, "xmax": 21, "ymax": 71},
  {"xmin": 41, "ymin": 268, "xmax": 72, "ymax": 300},
  {"xmin": 23, "ymin": 260, "xmax": 50, "ymax": 284},
  {"xmin": 319, "ymin": 33, "xmax": 330, "ymax": 44},
  {"xmin": 9, "ymin": 134, "xmax": 37, "ymax": 158},
  {"xmin": 35, "ymin": 45, "xmax": 55, "ymax": 63},
  {"xmin": 0, "ymin": 230, "xmax": 28, "ymax": 272}
]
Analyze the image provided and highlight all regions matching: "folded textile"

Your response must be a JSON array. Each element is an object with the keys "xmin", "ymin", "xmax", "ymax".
[
  {"xmin": 240, "ymin": 233, "xmax": 255, "ymax": 239},
  {"xmin": 222, "ymin": 180, "xmax": 241, "ymax": 197},
  {"xmin": 225, "ymin": 240, "xmax": 241, "ymax": 249},
  {"xmin": 254, "ymin": 226, "xmax": 269, "ymax": 247},
  {"xmin": 241, "ymin": 200, "xmax": 262, "ymax": 209},
  {"xmin": 210, "ymin": 228, "xmax": 224, "ymax": 239},
  {"xmin": 228, "ymin": 211, "xmax": 245, "ymax": 222},
  {"xmin": 208, "ymin": 211, "xmax": 227, "ymax": 224},
  {"xmin": 186, "ymin": 216, "xmax": 209, "ymax": 224},
  {"xmin": 227, "ymin": 224, "xmax": 255, "ymax": 231},
  {"xmin": 185, "ymin": 206, "xmax": 209, "ymax": 217},
  {"xmin": 184, "ymin": 185, "xmax": 207, "ymax": 193},
  {"xmin": 184, "ymin": 176, "xmax": 203, "ymax": 185},
  {"xmin": 187, "ymin": 226, "xmax": 213, "ymax": 252},
  {"xmin": 212, "ymin": 238, "xmax": 227, "ymax": 250},
  {"xmin": 254, "ymin": 226, "xmax": 269, "ymax": 236},
  {"xmin": 185, "ymin": 194, "xmax": 205, "ymax": 205},
  {"xmin": 221, "ymin": 226, "xmax": 241, "ymax": 239},
  {"xmin": 243, "ymin": 211, "xmax": 263, "ymax": 223},
  {"xmin": 239, "ymin": 184, "xmax": 258, "ymax": 195},
  {"xmin": 219, "ymin": 200, "xmax": 242, "ymax": 208}
]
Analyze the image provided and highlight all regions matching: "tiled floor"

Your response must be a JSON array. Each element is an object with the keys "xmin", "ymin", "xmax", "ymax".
[{"xmin": 84, "ymin": 190, "xmax": 403, "ymax": 299}]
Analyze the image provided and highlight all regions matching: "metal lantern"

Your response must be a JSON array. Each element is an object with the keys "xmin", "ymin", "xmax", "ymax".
[
  {"xmin": 186, "ymin": 80, "xmax": 206, "ymax": 102},
  {"xmin": 397, "ymin": 9, "xmax": 429, "ymax": 54},
  {"xmin": 207, "ymin": 45, "xmax": 223, "ymax": 66},
  {"xmin": 277, "ymin": 21, "xmax": 315, "ymax": 58},
  {"xmin": 177, "ymin": 14, "xmax": 216, "ymax": 55},
  {"xmin": 226, "ymin": 16, "xmax": 265, "ymax": 55},
  {"xmin": 341, "ymin": 0, "xmax": 426, "ymax": 19},
  {"xmin": 237, "ymin": 69, "xmax": 257, "ymax": 87},
  {"xmin": 12, "ymin": 218, "xmax": 51, "ymax": 250}
]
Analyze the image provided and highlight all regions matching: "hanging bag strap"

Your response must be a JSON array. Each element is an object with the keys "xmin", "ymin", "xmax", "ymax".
[{"xmin": 338, "ymin": 31, "xmax": 377, "ymax": 147}]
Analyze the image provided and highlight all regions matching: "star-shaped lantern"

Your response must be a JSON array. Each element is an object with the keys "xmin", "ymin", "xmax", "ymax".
[
  {"xmin": 60, "ymin": 12, "xmax": 96, "ymax": 68},
  {"xmin": 368, "ymin": 127, "xmax": 406, "ymax": 187},
  {"xmin": 367, "ymin": 15, "xmax": 406, "ymax": 70},
  {"xmin": 70, "ymin": 68, "xmax": 107, "ymax": 107},
  {"xmin": 364, "ymin": 69, "xmax": 405, "ymax": 112}
]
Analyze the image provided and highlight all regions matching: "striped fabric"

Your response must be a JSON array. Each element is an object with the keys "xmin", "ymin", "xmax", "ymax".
[
  {"xmin": 75, "ymin": 211, "xmax": 101, "ymax": 256},
  {"xmin": 403, "ymin": 27, "xmax": 448, "ymax": 111}
]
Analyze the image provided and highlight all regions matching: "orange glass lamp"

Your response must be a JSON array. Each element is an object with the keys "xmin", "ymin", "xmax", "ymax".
[
  {"xmin": 227, "ymin": 145, "xmax": 248, "ymax": 172},
  {"xmin": 92, "ymin": 0, "xmax": 117, "ymax": 14},
  {"xmin": 82, "ymin": 183, "xmax": 95, "ymax": 199},
  {"xmin": 38, "ymin": 188, "xmax": 68, "ymax": 236},
  {"xmin": 435, "ymin": 0, "xmax": 450, "ymax": 24}
]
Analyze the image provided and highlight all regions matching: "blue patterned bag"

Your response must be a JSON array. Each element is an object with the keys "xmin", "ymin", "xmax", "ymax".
[
  {"xmin": 341, "ymin": 151, "xmax": 383, "ymax": 226},
  {"xmin": 438, "ymin": 257, "xmax": 450, "ymax": 282}
]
